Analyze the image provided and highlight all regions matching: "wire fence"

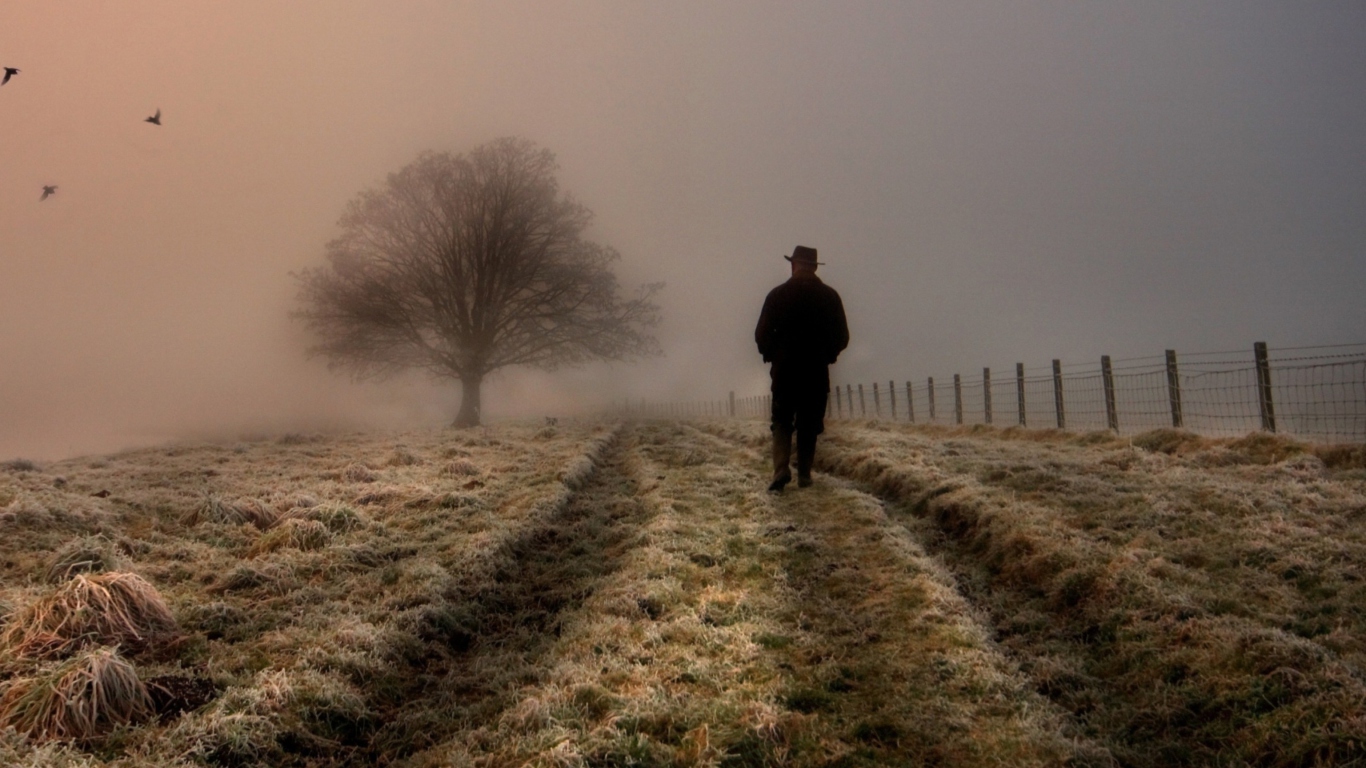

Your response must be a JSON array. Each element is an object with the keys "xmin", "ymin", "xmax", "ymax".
[{"xmin": 618, "ymin": 342, "xmax": 1366, "ymax": 444}]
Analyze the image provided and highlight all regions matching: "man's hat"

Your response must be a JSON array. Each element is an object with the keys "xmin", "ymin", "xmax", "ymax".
[{"xmin": 784, "ymin": 245, "xmax": 823, "ymax": 265}]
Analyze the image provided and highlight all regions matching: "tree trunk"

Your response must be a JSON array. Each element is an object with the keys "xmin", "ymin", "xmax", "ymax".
[{"xmin": 454, "ymin": 373, "xmax": 483, "ymax": 427}]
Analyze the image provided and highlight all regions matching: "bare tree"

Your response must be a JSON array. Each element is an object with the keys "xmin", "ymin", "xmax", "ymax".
[{"xmin": 294, "ymin": 137, "xmax": 662, "ymax": 426}]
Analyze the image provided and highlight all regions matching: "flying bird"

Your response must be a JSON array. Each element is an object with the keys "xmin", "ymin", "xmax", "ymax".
[
  {"xmin": 1, "ymin": 67, "xmax": 18, "ymax": 85},
  {"xmin": 40, "ymin": 185, "xmax": 57, "ymax": 201},
  {"xmin": 145, "ymin": 108, "xmax": 161, "ymax": 125}
]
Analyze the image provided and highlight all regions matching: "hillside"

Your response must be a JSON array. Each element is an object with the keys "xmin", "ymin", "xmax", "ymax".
[{"xmin": 0, "ymin": 420, "xmax": 1363, "ymax": 766}]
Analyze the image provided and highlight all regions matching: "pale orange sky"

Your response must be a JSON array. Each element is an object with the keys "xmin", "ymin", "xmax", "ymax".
[{"xmin": 3, "ymin": 2, "xmax": 1365, "ymax": 458}]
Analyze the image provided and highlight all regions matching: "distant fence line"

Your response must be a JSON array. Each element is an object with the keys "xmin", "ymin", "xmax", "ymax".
[{"xmin": 619, "ymin": 341, "xmax": 1366, "ymax": 444}]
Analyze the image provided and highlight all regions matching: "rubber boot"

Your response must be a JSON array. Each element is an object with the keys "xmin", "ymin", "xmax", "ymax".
[
  {"xmin": 768, "ymin": 428, "xmax": 793, "ymax": 492},
  {"xmin": 796, "ymin": 433, "xmax": 817, "ymax": 487}
]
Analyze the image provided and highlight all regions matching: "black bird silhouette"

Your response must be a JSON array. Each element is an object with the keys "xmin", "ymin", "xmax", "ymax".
[
  {"xmin": 1, "ymin": 67, "xmax": 18, "ymax": 85},
  {"xmin": 145, "ymin": 108, "xmax": 161, "ymax": 125},
  {"xmin": 40, "ymin": 185, "xmax": 57, "ymax": 201}
]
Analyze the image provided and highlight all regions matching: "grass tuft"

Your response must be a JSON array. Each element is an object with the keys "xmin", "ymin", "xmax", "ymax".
[
  {"xmin": 43, "ymin": 536, "xmax": 125, "ymax": 584},
  {"xmin": 182, "ymin": 494, "xmax": 278, "ymax": 530},
  {"xmin": 342, "ymin": 463, "xmax": 377, "ymax": 483},
  {"xmin": 179, "ymin": 602, "xmax": 247, "ymax": 641},
  {"xmin": 249, "ymin": 518, "xmax": 333, "ymax": 556},
  {"xmin": 280, "ymin": 502, "xmax": 365, "ymax": 534},
  {"xmin": 208, "ymin": 563, "xmax": 296, "ymax": 595},
  {"xmin": 441, "ymin": 459, "xmax": 481, "ymax": 477},
  {"xmin": 0, "ymin": 646, "xmax": 152, "ymax": 741},
  {"xmin": 385, "ymin": 448, "xmax": 422, "ymax": 467},
  {"xmin": 2, "ymin": 572, "xmax": 177, "ymax": 660},
  {"xmin": 1224, "ymin": 432, "xmax": 1307, "ymax": 464}
]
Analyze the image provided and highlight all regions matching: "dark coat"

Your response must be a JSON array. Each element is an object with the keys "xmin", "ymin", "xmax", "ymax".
[{"xmin": 755, "ymin": 274, "xmax": 849, "ymax": 390}]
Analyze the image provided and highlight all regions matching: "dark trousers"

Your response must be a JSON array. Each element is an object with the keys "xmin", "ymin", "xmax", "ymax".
[{"xmin": 770, "ymin": 374, "xmax": 828, "ymax": 444}]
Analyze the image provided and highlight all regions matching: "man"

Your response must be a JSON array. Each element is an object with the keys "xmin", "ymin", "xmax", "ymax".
[{"xmin": 754, "ymin": 245, "xmax": 849, "ymax": 491}]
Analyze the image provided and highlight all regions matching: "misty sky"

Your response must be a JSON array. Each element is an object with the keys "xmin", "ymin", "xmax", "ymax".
[{"xmin": 3, "ymin": 2, "xmax": 1365, "ymax": 459}]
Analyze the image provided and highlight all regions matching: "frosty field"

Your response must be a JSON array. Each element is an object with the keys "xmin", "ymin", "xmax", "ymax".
[{"xmin": 1, "ymin": 420, "xmax": 1364, "ymax": 766}]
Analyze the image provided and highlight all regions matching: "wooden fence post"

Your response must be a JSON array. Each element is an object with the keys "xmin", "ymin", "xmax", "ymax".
[
  {"xmin": 927, "ymin": 377, "xmax": 936, "ymax": 422},
  {"xmin": 1101, "ymin": 355, "xmax": 1118, "ymax": 432},
  {"xmin": 1016, "ymin": 363, "xmax": 1026, "ymax": 426},
  {"xmin": 728, "ymin": 391, "xmax": 735, "ymax": 418},
  {"xmin": 1255, "ymin": 341, "xmax": 1277, "ymax": 433},
  {"xmin": 953, "ymin": 374, "xmax": 964, "ymax": 425},
  {"xmin": 858, "ymin": 384, "xmax": 866, "ymax": 417},
  {"xmin": 889, "ymin": 380, "xmax": 897, "ymax": 420},
  {"xmin": 847, "ymin": 385, "xmax": 854, "ymax": 419},
  {"xmin": 983, "ymin": 367, "xmax": 993, "ymax": 425},
  {"xmin": 906, "ymin": 381, "xmax": 915, "ymax": 424},
  {"xmin": 873, "ymin": 382, "xmax": 881, "ymax": 418},
  {"xmin": 835, "ymin": 386, "xmax": 843, "ymax": 418},
  {"xmin": 1165, "ymin": 349, "xmax": 1183, "ymax": 428},
  {"xmin": 1052, "ymin": 359, "xmax": 1066, "ymax": 429}
]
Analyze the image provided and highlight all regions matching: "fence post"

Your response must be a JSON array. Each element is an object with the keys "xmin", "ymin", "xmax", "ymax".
[
  {"xmin": 858, "ymin": 384, "xmax": 866, "ymax": 417},
  {"xmin": 983, "ymin": 367, "xmax": 993, "ymax": 425},
  {"xmin": 1165, "ymin": 349, "xmax": 1184, "ymax": 428},
  {"xmin": 873, "ymin": 382, "xmax": 881, "ymax": 418},
  {"xmin": 889, "ymin": 380, "xmax": 897, "ymax": 420},
  {"xmin": 927, "ymin": 377, "xmax": 936, "ymax": 422},
  {"xmin": 953, "ymin": 374, "xmax": 964, "ymax": 425},
  {"xmin": 1052, "ymin": 359, "xmax": 1066, "ymax": 429},
  {"xmin": 835, "ymin": 386, "xmax": 843, "ymax": 418},
  {"xmin": 1255, "ymin": 341, "xmax": 1277, "ymax": 433},
  {"xmin": 728, "ymin": 391, "xmax": 735, "ymax": 418},
  {"xmin": 1101, "ymin": 355, "xmax": 1119, "ymax": 432},
  {"xmin": 906, "ymin": 381, "xmax": 915, "ymax": 424},
  {"xmin": 1016, "ymin": 363, "xmax": 1026, "ymax": 426}
]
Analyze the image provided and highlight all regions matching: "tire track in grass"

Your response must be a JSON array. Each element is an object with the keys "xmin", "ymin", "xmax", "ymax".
[
  {"xmin": 415, "ymin": 422, "xmax": 1096, "ymax": 766},
  {"xmin": 404, "ymin": 421, "xmax": 801, "ymax": 765},
  {"xmin": 365, "ymin": 425, "xmax": 657, "ymax": 763},
  {"xmin": 677, "ymin": 423, "xmax": 1102, "ymax": 767},
  {"xmin": 704, "ymin": 420, "xmax": 1366, "ymax": 767}
]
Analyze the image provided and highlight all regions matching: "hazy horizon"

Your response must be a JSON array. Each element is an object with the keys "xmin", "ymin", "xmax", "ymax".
[{"xmin": 4, "ymin": 1, "xmax": 1365, "ymax": 460}]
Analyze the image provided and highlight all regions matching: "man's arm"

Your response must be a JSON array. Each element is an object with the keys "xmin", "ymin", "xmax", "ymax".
[
  {"xmin": 755, "ymin": 291, "xmax": 777, "ymax": 362},
  {"xmin": 827, "ymin": 290, "xmax": 849, "ymax": 364}
]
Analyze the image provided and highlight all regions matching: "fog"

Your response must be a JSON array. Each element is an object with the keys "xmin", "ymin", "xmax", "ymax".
[{"xmin": 3, "ymin": 2, "xmax": 1365, "ymax": 459}]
